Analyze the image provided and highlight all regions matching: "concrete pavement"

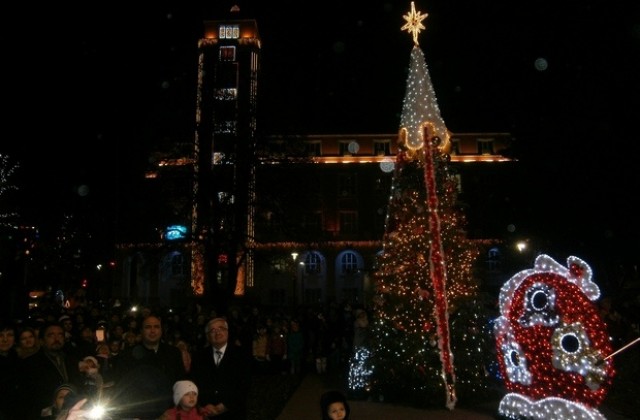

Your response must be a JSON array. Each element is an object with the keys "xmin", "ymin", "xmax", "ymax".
[
  {"xmin": 276, "ymin": 371, "xmax": 499, "ymax": 420},
  {"xmin": 276, "ymin": 370, "xmax": 635, "ymax": 420}
]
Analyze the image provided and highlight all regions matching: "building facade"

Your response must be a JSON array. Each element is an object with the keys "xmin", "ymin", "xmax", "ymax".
[{"xmin": 113, "ymin": 8, "xmax": 516, "ymax": 311}]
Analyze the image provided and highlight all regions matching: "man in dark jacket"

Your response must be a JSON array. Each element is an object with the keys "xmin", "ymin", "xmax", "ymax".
[
  {"xmin": 114, "ymin": 314, "xmax": 187, "ymax": 419},
  {"xmin": 18, "ymin": 322, "xmax": 83, "ymax": 419},
  {"xmin": 190, "ymin": 317, "xmax": 252, "ymax": 420}
]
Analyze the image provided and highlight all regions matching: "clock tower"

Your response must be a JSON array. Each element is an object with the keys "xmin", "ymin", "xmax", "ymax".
[{"xmin": 192, "ymin": 5, "xmax": 260, "ymax": 309}]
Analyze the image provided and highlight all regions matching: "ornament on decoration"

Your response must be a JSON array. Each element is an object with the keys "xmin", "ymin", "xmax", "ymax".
[{"xmin": 494, "ymin": 254, "xmax": 615, "ymax": 420}]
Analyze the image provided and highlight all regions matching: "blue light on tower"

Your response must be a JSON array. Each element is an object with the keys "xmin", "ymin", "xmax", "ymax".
[{"xmin": 164, "ymin": 225, "xmax": 188, "ymax": 241}]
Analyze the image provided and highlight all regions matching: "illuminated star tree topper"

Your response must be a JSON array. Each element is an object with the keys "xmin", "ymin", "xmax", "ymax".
[{"xmin": 402, "ymin": 1, "xmax": 428, "ymax": 46}]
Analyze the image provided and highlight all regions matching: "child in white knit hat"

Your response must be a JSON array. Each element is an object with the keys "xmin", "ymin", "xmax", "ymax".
[{"xmin": 158, "ymin": 380, "xmax": 206, "ymax": 420}]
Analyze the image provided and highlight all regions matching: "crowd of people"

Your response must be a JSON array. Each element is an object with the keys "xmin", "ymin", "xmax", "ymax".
[{"xmin": 0, "ymin": 297, "xmax": 370, "ymax": 420}]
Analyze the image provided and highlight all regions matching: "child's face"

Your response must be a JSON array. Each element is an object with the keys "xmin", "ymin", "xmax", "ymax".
[
  {"xmin": 180, "ymin": 391, "xmax": 198, "ymax": 409},
  {"xmin": 327, "ymin": 402, "xmax": 346, "ymax": 420}
]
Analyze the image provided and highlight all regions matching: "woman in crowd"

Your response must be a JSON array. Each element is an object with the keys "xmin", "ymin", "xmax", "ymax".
[{"xmin": 16, "ymin": 325, "xmax": 40, "ymax": 359}]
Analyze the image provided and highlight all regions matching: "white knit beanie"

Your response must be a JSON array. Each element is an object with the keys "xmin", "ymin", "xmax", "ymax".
[
  {"xmin": 173, "ymin": 380, "xmax": 198, "ymax": 406},
  {"xmin": 83, "ymin": 356, "xmax": 99, "ymax": 367}
]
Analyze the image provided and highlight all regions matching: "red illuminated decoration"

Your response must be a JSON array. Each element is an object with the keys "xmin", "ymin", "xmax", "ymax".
[
  {"xmin": 421, "ymin": 127, "xmax": 456, "ymax": 408},
  {"xmin": 494, "ymin": 254, "xmax": 614, "ymax": 419}
]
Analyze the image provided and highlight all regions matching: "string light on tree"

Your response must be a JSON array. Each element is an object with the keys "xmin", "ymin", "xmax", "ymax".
[{"xmin": 363, "ymin": 3, "xmax": 492, "ymax": 411}]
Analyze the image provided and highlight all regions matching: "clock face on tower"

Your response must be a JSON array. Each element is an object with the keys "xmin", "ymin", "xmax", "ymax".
[{"xmin": 219, "ymin": 24, "xmax": 240, "ymax": 39}]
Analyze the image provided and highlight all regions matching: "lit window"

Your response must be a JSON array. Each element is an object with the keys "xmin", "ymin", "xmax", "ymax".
[
  {"xmin": 478, "ymin": 139, "xmax": 494, "ymax": 155},
  {"xmin": 214, "ymin": 120, "xmax": 237, "ymax": 134},
  {"xmin": 304, "ymin": 252, "xmax": 322, "ymax": 274},
  {"xmin": 487, "ymin": 247, "xmax": 501, "ymax": 271},
  {"xmin": 214, "ymin": 88, "xmax": 238, "ymax": 100},
  {"xmin": 220, "ymin": 46, "xmax": 236, "ymax": 61},
  {"xmin": 219, "ymin": 25, "xmax": 240, "ymax": 39},
  {"xmin": 341, "ymin": 252, "xmax": 358, "ymax": 274},
  {"xmin": 217, "ymin": 192, "xmax": 234, "ymax": 204},
  {"xmin": 450, "ymin": 139, "xmax": 461, "ymax": 155},
  {"xmin": 373, "ymin": 140, "xmax": 391, "ymax": 156},
  {"xmin": 339, "ymin": 141, "xmax": 353, "ymax": 156}
]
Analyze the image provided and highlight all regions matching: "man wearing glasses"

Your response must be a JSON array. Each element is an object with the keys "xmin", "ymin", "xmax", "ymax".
[{"xmin": 191, "ymin": 317, "xmax": 252, "ymax": 419}]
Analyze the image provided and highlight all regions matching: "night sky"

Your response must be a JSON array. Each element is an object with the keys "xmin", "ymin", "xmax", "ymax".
[{"xmin": 4, "ymin": 1, "xmax": 639, "ymax": 266}]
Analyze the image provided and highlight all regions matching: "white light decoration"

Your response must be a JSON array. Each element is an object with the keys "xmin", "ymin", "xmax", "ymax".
[
  {"xmin": 0, "ymin": 154, "xmax": 19, "ymax": 229},
  {"xmin": 398, "ymin": 47, "xmax": 450, "ymax": 151},
  {"xmin": 348, "ymin": 347, "xmax": 373, "ymax": 392},
  {"xmin": 494, "ymin": 254, "xmax": 614, "ymax": 419},
  {"xmin": 518, "ymin": 282, "xmax": 559, "ymax": 327},
  {"xmin": 499, "ymin": 393, "xmax": 607, "ymax": 420},
  {"xmin": 496, "ymin": 320, "xmax": 533, "ymax": 385}
]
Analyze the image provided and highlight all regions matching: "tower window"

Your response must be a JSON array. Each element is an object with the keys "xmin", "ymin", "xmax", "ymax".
[
  {"xmin": 214, "ymin": 88, "xmax": 238, "ymax": 101},
  {"xmin": 220, "ymin": 46, "xmax": 236, "ymax": 61},
  {"xmin": 172, "ymin": 253, "xmax": 184, "ymax": 276},
  {"xmin": 219, "ymin": 25, "xmax": 240, "ymax": 39}
]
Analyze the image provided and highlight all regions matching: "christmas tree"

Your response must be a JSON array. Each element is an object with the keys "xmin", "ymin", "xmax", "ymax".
[{"xmin": 363, "ymin": 2, "xmax": 494, "ymax": 409}]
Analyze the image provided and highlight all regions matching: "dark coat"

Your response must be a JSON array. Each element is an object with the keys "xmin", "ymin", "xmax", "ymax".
[
  {"xmin": 190, "ymin": 344, "xmax": 252, "ymax": 420},
  {"xmin": 17, "ymin": 348, "xmax": 83, "ymax": 420},
  {"xmin": 0, "ymin": 349, "xmax": 20, "ymax": 420},
  {"xmin": 114, "ymin": 342, "xmax": 187, "ymax": 419}
]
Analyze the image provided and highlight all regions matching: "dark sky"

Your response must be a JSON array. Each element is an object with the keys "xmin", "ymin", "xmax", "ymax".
[{"xmin": 4, "ymin": 1, "xmax": 640, "ymax": 265}]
